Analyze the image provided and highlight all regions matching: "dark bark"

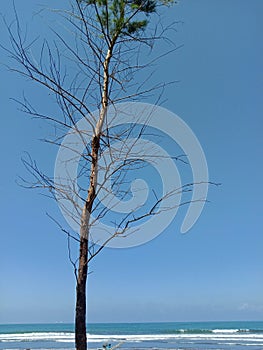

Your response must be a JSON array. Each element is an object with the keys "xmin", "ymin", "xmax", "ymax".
[
  {"xmin": 75, "ymin": 134, "xmax": 101, "ymax": 350},
  {"xmin": 75, "ymin": 237, "xmax": 88, "ymax": 350}
]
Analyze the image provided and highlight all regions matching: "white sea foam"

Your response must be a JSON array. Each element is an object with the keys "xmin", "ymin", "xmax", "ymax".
[
  {"xmin": 0, "ymin": 332, "xmax": 74, "ymax": 342},
  {"xmin": 212, "ymin": 329, "xmax": 239, "ymax": 333},
  {"xmin": 1, "ymin": 331, "xmax": 263, "ymax": 344}
]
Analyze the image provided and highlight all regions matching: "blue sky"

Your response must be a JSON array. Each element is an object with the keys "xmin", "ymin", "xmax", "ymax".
[{"xmin": 0, "ymin": 0, "xmax": 263, "ymax": 324}]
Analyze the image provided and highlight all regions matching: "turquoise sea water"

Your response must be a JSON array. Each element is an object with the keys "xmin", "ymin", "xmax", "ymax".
[{"xmin": 0, "ymin": 321, "xmax": 263, "ymax": 350}]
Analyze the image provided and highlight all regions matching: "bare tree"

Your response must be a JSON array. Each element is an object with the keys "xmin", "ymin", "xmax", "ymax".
[{"xmin": 2, "ymin": 1, "xmax": 211, "ymax": 350}]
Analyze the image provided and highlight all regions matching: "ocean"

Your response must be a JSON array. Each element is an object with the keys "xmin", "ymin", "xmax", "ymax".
[{"xmin": 0, "ymin": 321, "xmax": 263, "ymax": 350}]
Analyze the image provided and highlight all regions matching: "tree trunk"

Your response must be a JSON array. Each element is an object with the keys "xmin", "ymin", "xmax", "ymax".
[
  {"xmin": 75, "ymin": 42, "xmax": 112, "ymax": 350},
  {"xmin": 75, "ymin": 237, "xmax": 88, "ymax": 350},
  {"xmin": 75, "ymin": 135, "xmax": 101, "ymax": 350}
]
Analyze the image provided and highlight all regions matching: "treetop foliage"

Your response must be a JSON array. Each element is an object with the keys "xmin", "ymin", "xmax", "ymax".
[{"xmin": 77, "ymin": 0, "xmax": 176, "ymax": 38}]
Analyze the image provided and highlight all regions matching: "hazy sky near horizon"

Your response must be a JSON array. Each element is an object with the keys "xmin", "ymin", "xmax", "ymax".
[{"xmin": 0, "ymin": 0, "xmax": 263, "ymax": 324}]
